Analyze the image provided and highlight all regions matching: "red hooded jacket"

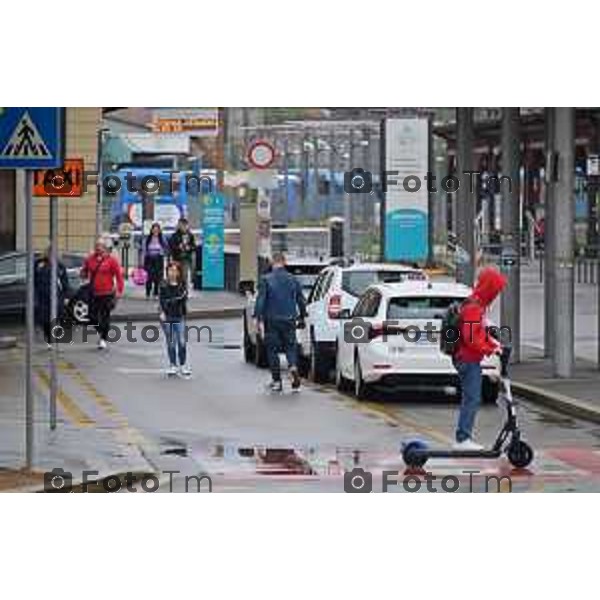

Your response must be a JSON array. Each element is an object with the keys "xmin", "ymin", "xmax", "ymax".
[
  {"xmin": 455, "ymin": 266, "xmax": 507, "ymax": 363},
  {"xmin": 81, "ymin": 252, "xmax": 124, "ymax": 297}
]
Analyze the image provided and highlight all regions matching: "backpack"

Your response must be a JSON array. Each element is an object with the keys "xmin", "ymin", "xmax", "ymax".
[{"xmin": 440, "ymin": 298, "xmax": 479, "ymax": 356}]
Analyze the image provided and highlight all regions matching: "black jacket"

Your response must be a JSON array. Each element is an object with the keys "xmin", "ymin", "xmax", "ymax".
[
  {"xmin": 169, "ymin": 229, "xmax": 196, "ymax": 262},
  {"xmin": 34, "ymin": 258, "xmax": 69, "ymax": 323},
  {"xmin": 159, "ymin": 281, "xmax": 188, "ymax": 321}
]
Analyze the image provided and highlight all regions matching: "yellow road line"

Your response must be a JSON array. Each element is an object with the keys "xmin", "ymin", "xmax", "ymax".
[{"xmin": 34, "ymin": 367, "xmax": 95, "ymax": 427}]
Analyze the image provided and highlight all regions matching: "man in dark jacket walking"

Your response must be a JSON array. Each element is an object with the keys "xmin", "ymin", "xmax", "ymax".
[
  {"xmin": 168, "ymin": 218, "xmax": 196, "ymax": 289},
  {"xmin": 254, "ymin": 252, "xmax": 307, "ymax": 392}
]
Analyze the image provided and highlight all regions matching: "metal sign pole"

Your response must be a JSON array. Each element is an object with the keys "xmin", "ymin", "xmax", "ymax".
[
  {"xmin": 49, "ymin": 195, "xmax": 58, "ymax": 430},
  {"xmin": 25, "ymin": 170, "xmax": 34, "ymax": 469}
]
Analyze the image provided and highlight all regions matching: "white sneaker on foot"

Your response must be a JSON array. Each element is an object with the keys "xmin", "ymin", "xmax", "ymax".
[
  {"xmin": 180, "ymin": 365, "xmax": 192, "ymax": 378},
  {"xmin": 453, "ymin": 439, "xmax": 484, "ymax": 451},
  {"xmin": 166, "ymin": 365, "xmax": 178, "ymax": 376},
  {"xmin": 97, "ymin": 339, "xmax": 107, "ymax": 350}
]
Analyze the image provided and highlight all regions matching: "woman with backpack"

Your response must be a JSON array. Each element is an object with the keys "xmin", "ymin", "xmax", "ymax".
[
  {"xmin": 159, "ymin": 261, "xmax": 191, "ymax": 378},
  {"xmin": 144, "ymin": 222, "xmax": 168, "ymax": 299}
]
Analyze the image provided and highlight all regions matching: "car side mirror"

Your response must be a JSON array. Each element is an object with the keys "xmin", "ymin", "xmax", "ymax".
[{"xmin": 337, "ymin": 308, "xmax": 352, "ymax": 320}]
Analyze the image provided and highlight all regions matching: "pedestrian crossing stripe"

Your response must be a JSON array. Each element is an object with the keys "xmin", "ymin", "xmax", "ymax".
[{"xmin": 1, "ymin": 111, "xmax": 52, "ymax": 159}]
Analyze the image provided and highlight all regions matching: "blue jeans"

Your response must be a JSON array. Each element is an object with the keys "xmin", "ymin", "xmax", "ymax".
[
  {"xmin": 455, "ymin": 361, "xmax": 482, "ymax": 442},
  {"xmin": 264, "ymin": 319, "xmax": 298, "ymax": 382},
  {"xmin": 162, "ymin": 321, "xmax": 187, "ymax": 367}
]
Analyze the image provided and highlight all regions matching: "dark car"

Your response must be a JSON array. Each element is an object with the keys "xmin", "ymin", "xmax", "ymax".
[{"xmin": 0, "ymin": 251, "xmax": 86, "ymax": 319}]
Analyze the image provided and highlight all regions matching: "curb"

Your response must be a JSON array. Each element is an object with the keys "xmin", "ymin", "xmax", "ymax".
[
  {"xmin": 8, "ymin": 470, "xmax": 157, "ymax": 494},
  {"xmin": 112, "ymin": 307, "xmax": 244, "ymax": 322},
  {"xmin": 512, "ymin": 380, "xmax": 600, "ymax": 425}
]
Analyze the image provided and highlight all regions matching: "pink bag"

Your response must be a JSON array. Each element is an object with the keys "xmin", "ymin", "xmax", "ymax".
[{"xmin": 132, "ymin": 267, "xmax": 148, "ymax": 286}]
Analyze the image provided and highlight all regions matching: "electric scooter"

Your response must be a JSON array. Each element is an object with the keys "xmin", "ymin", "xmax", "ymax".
[{"xmin": 402, "ymin": 346, "xmax": 534, "ymax": 469}]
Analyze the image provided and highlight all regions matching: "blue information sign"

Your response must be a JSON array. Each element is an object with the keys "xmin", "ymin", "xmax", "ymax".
[
  {"xmin": 202, "ymin": 193, "xmax": 225, "ymax": 289},
  {"xmin": 0, "ymin": 107, "xmax": 64, "ymax": 169}
]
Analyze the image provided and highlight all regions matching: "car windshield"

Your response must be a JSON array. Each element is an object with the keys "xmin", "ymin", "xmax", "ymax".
[
  {"xmin": 341, "ymin": 270, "xmax": 426, "ymax": 297},
  {"xmin": 387, "ymin": 296, "xmax": 465, "ymax": 320}
]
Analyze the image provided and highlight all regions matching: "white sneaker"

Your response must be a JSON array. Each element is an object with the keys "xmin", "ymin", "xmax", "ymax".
[
  {"xmin": 453, "ymin": 439, "xmax": 484, "ymax": 451},
  {"xmin": 166, "ymin": 365, "xmax": 178, "ymax": 376},
  {"xmin": 180, "ymin": 365, "xmax": 192, "ymax": 378},
  {"xmin": 97, "ymin": 339, "xmax": 107, "ymax": 350},
  {"xmin": 46, "ymin": 343, "xmax": 53, "ymax": 351}
]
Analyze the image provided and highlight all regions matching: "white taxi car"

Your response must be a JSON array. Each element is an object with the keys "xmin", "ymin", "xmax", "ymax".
[
  {"xmin": 334, "ymin": 280, "xmax": 501, "ymax": 401},
  {"xmin": 297, "ymin": 263, "xmax": 427, "ymax": 382}
]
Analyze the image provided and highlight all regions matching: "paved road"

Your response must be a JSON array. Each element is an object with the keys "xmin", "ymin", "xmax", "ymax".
[{"xmin": 6, "ymin": 317, "xmax": 598, "ymax": 493}]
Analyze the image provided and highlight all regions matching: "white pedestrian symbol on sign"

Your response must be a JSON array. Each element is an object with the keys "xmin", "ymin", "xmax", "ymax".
[{"xmin": 1, "ymin": 111, "xmax": 51, "ymax": 159}]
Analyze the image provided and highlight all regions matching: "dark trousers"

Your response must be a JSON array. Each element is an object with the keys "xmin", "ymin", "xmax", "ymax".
[
  {"xmin": 91, "ymin": 295, "xmax": 114, "ymax": 341},
  {"xmin": 264, "ymin": 319, "xmax": 298, "ymax": 382},
  {"xmin": 145, "ymin": 255, "xmax": 164, "ymax": 297}
]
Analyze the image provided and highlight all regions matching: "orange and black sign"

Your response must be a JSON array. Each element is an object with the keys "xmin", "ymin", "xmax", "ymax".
[{"xmin": 33, "ymin": 158, "xmax": 84, "ymax": 197}]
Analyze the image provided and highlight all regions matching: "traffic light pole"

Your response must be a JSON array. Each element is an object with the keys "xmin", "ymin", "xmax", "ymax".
[
  {"xmin": 544, "ymin": 108, "xmax": 555, "ymax": 358},
  {"xmin": 456, "ymin": 108, "xmax": 476, "ymax": 285},
  {"xmin": 552, "ymin": 107, "xmax": 575, "ymax": 378},
  {"xmin": 500, "ymin": 108, "xmax": 521, "ymax": 362}
]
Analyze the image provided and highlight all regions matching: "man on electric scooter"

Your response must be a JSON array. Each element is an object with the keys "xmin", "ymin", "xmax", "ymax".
[{"xmin": 454, "ymin": 266, "xmax": 507, "ymax": 450}]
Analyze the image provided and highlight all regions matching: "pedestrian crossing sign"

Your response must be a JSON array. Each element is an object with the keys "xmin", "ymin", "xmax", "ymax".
[{"xmin": 0, "ymin": 108, "xmax": 64, "ymax": 169}]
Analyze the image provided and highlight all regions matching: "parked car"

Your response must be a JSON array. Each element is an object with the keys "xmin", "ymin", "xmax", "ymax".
[
  {"xmin": 243, "ymin": 258, "xmax": 327, "ymax": 367},
  {"xmin": 334, "ymin": 280, "xmax": 501, "ymax": 401},
  {"xmin": 296, "ymin": 263, "xmax": 428, "ymax": 382},
  {"xmin": 0, "ymin": 251, "xmax": 86, "ymax": 319}
]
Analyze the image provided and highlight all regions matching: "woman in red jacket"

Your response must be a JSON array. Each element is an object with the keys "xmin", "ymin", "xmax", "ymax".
[
  {"xmin": 454, "ymin": 266, "xmax": 507, "ymax": 449},
  {"xmin": 81, "ymin": 237, "xmax": 125, "ymax": 350}
]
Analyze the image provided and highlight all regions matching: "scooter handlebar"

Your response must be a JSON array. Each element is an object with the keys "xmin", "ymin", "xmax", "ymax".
[{"xmin": 500, "ymin": 345, "xmax": 512, "ymax": 377}]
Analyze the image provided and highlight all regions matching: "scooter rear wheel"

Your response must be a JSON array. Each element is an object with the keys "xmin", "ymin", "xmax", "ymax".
[
  {"xmin": 402, "ymin": 440, "xmax": 429, "ymax": 468},
  {"xmin": 507, "ymin": 440, "xmax": 534, "ymax": 468}
]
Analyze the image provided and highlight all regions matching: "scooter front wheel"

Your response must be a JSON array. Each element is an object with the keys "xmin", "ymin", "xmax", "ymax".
[
  {"xmin": 507, "ymin": 440, "xmax": 534, "ymax": 468},
  {"xmin": 402, "ymin": 440, "xmax": 429, "ymax": 468}
]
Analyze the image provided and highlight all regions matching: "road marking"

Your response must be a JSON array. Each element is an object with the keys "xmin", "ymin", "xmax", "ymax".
[
  {"xmin": 57, "ymin": 359, "xmax": 159, "ymax": 460},
  {"xmin": 318, "ymin": 382, "xmax": 452, "ymax": 445},
  {"xmin": 34, "ymin": 367, "xmax": 95, "ymax": 427}
]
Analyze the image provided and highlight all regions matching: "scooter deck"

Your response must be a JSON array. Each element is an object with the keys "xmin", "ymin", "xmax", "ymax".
[{"xmin": 414, "ymin": 449, "xmax": 502, "ymax": 460}]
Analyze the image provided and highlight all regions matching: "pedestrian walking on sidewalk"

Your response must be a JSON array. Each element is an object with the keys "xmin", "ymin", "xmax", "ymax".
[
  {"xmin": 144, "ymin": 222, "xmax": 168, "ymax": 299},
  {"xmin": 254, "ymin": 252, "xmax": 307, "ymax": 392},
  {"xmin": 159, "ymin": 261, "xmax": 191, "ymax": 377},
  {"xmin": 168, "ymin": 218, "xmax": 196, "ymax": 290},
  {"xmin": 453, "ymin": 266, "xmax": 506, "ymax": 449},
  {"xmin": 34, "ymin": 247, "xmax": 70, "ymax": 349},
  {"xmin": 81, "ymin": 236, "xmax": 125, "ymax": 350}
]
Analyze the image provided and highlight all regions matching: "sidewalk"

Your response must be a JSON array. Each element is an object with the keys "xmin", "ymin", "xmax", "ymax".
[
  {"xmin": 509, "ymin": 262, "xmax": 600, "ymax": 423},
  {"xmin": 113, "ymin": 281, "xmax": 246, "ymax": 322},
  {"xmin": 0, "ymin": 349, "xmax": 156, "ymax": 491},
  {"xmin": 511, "ymin": 346, "xmax": 600, "ymax": 425}
]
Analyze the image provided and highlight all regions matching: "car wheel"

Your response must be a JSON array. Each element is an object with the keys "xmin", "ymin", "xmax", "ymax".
[
  {"xmin": 309, "ymin": 335, "xmax": 330, "ymax": 383},
  {"xmin": 71, "ymin": 298, "xmax": 90, "ymax": 325},
  {"xmin": 482, "ymin": 377, "xmax": 500, "ymax": 404},
  {"xmin": 353, "ymin": 355, "xmax": 369, "ymax": 401},
  {"xmin": 335, "ymin": 346, "xmax": 350, "ymax": 392},
  {"xmin": 254, "ymin": 334, "xmax": 268, "ymax": 368},
  {"xmin": 243, "ymin": 317, "xmax": 255, "ymax": 363}
]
